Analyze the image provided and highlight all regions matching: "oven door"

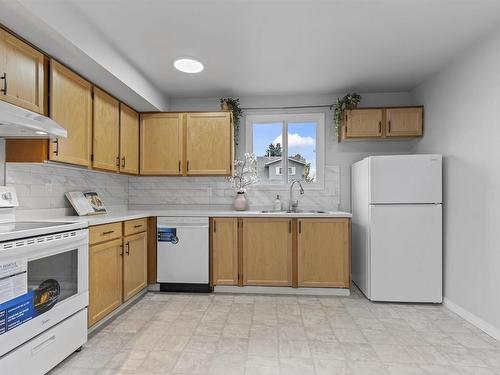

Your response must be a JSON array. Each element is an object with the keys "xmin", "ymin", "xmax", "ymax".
[{"xmin": 0, "ymin": 229, "xmax": 88, "ymax": 357}]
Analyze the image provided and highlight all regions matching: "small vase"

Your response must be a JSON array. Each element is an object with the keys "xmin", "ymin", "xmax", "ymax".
[{"xmin": 234, "ymin": 191, "xmax": 248, "ymax": 211}]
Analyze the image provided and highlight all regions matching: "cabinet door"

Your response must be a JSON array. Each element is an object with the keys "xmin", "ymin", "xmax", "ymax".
[
  {"xmin": 123, "ymin": 232, "xmax": 148, "ymax": 302},
  {"xmin": 120, "ymin": 104, "xmax": 139, "ymax": 174},
  {"xmin": 0, "ymin": 29, "xmax": 45, "ymax": 114},
  {"xmin": 386, "ymin": 107, "xmax": 423, "ymax": 137},
  {"xmin": 298, "ymin": 218, "xmax": 350, "ymax": 288},
  {"xmin": 345, "ymin": 109, "xmax": 383, "ymax": 138},
  {"xmin": 140, "ymin": 113, "xmax": 183, "ymax": 175},
  {"xmin": 186, "ymin": 112, "xmax": 232, "ymax": 175},
  {"xmin": 212, "ymin": 218, "xmax": 238, "ymax": 286},
  {"xmin": 93, "ymin": 87, "xmax": 119, "ymax": 171},
  {"xmin": 89, "ymin": 238, "xmax": 123, "ymax": 326},
  {"xmin": 242, "ymin": 218, "xmax": 292, "ymax": 286},
  {"xmin": 49, "ymin": 60, "xmax": 92, "ymax": 166}
]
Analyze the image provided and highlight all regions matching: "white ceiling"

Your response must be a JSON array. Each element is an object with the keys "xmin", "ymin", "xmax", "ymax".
[{"xmin": 2, "ymin": 0, "xmax": 500, "ymax": 105}]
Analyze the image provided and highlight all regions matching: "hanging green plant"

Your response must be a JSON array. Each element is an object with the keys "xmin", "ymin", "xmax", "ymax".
[
  {"xmin": 334, "ymin": 93, "xmax": 361, "ymax": 137},
  {"xmin": 220, "ymin": 97, "xmax": 243, "ymax": 145}
]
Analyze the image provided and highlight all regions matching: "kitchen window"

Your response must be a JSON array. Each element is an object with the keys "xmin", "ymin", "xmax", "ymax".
[{"xmin": 245, "ymin": 113, "xmax": 325, "ymax": 186}]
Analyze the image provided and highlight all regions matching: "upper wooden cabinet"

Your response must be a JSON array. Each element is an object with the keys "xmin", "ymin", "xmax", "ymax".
[
  {"xmin": 242, "ymin": 218, "xmax": 293, "ymax": 286},
  {"xmin": 185, "ymin": 112, "xmax": 233, "ymax": 175},
  {"xmin": 297, "ymin": 218, "xmax": 350, "ymax": 288},
  {"xmin": 49, "ymin": 60, "xmax": 92, "ymax": 166},
  {"xmin": 93, "ymin": 87, "xmax": 120, "ymax": 172},
  {"xmin": 344, "ymin": 109, "xmax": 383, "ymax": 138},
  {"xmin": 212, "ymin": 218, "xmax": 239, "ymax": 286},
  {"xmin": 340, "ymin": 106, "xmax": 423, "ymax": 141},
  {"xmin": 0, "ymin": 29, "xmax": 45, "ymax": 114},
  {"xmin": 140, "ymin": 113, "xmax": 183, "ymax": 175},
  {"xmin": 386, "ymin": 107, "xmax": 423, "ymax": 137},
  {"xmin": 140, "ymin": 112, "xmax": 233, "ymax": 176},
  {"xmin": 120, "ymin": 104, "xmax": 139, "ymax": 174}
]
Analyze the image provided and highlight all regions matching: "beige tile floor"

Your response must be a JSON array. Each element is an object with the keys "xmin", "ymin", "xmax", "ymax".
[{"xmin": 50, "ymin": 287, "xmax": 500, "ymax": 375}]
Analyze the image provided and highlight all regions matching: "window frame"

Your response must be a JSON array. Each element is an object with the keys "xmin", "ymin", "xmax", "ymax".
[{"xmin": 245, "ymin": 113, "xmax": 325, "ymax": 189}]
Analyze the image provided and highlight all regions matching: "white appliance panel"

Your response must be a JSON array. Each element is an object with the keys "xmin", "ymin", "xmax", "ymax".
[
  {"xmin": 369, "ymin": 154, "xmax": 442, "ymax": 204},
  {"xmin": 351, "ymin": 158, "xmax": 370, "ymax": 297},
  {"xmin": 370, "ymin": 204, "xmax": 442, "ymax": 302},
  {"xmin": 157, "ymin": 217, "xmax": 209, "ymax": 284}
]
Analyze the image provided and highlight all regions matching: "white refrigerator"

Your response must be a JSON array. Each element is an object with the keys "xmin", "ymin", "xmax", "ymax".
[{"xmin": 351, "ymin": 154, "xmax": 442, "ymax": 303}]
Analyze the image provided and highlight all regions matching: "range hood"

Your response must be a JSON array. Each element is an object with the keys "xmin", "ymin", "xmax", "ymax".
[{"xmin": 0, "ymin": 100, "xmax": 67, "ymax": 138}]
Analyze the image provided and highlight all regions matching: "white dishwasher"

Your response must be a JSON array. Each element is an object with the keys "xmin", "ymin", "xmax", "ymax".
[{"xmin": 156, "ymin": 217, "xmax": 211, "ymax": 292}]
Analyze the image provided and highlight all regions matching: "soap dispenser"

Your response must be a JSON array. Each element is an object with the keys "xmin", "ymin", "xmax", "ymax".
[{"xmin": 273, "ymin": 194, "xmax": 281, "ymax": 211}]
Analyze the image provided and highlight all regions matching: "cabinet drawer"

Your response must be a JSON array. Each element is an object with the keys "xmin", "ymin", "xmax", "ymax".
[
  {"xmin": 124, "ymin": 218, "xmax": 147, "ymax": 236},
  {"xmin": 89, "ymin": 222, "xmax": 122, "ymax": 245}
]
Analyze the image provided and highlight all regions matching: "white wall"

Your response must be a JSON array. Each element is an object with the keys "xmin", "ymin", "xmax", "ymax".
[
  {"xmin": 170, "ymin": 92, "xmax": 418, "ymax": 211},
  {"xmin": 412, "ymin": 27, "xmax": 500, "ymax": 335}
]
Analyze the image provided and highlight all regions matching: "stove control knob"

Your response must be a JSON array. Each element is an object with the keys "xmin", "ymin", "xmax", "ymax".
[{"xmin": 2, "ymin": 192, "xmax": 12, "ymax": 201}]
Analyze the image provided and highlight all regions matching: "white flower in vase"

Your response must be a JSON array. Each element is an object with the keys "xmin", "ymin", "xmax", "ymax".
[{"xmin": 226, "ymin": 153, "xmax": 258, "ymax": 210}]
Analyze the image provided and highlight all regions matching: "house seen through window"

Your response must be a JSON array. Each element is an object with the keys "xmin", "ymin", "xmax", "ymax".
[{"xmin": 245, "ymin": 113, "xmax": 325, "ymax": 185}]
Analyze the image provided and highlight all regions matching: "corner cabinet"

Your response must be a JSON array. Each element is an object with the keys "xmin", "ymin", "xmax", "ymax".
[
  {"xmin": 0, "ymin": 28, "xmax": 45, "ymax": 114},
  {"xmin": 185, "ymin": 112, "xmax": 233, "ymax": 175},
  {"xmin": 49, "ymin": 60, "xmax": 92, "ymax": 166},
  {"xmin": 119, "ymin": 104, "xmax": 140, "ymax": 174},
  {"xmin": 140, "ymin": 112, "xmax": 233, "ymax": 176},
  {"xmin": 297, "ymin": 218, "xmax": 350, "ymax": 288},
  {"xmin": 339, "ymin": 106, "xmax": 423, "ymax": 141}
]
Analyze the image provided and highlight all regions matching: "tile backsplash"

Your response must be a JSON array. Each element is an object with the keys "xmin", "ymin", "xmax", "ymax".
[
  {"xmin": 6, "ymin": 163, "xmax": 129, "ymax": 210},
  {"xmin": 6, "ymin": 163, "xmax": 340, "ymax": 212}
]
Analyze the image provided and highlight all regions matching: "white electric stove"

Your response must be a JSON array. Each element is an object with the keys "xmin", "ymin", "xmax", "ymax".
[{"xmin": 0, "ymin": 187, "xmax": 89, "ymax": 375}]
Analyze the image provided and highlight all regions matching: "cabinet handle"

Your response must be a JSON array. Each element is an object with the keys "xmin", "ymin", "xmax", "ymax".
[
  {"xmin": 121, "ymin": 157, "xmax": 125, "ymax": 168},
  {"xmin": 388, "ymin": 120, "xmax": 391, "ymax": 133},
  {"xmin": 186, "ymin": 160, "xmax": 190, "ymax": 172},
  {"xmin": 213, "ymin": 220, "xmax": 216, "ymax": 233},
  {"xmin": 0, "ymin": 73, "xmax": 6, "ymax": 95},
  {"xmin": 125, "ymin": 242, "xmax": 130, "ymax": 255},
  {"xmin": 299, "ymin": 221, "xmax": 302, "ymax": 234},
  {"xmin": 178, "ymin": 160, "xmax": 181, "ymax": 172},
  {"xmin": 102, "ymin": 230, "xmax": 114, "ymax": 235},
  {"xmin": 378, "ymin": 121, "xmax": 381, "ymax": 133},
  {"xmin": 134, "ymin": 224, "xmax": 143, "ymax": 228},
  {"xmin": 288, "ymin": 221, "xmax": 291, "ymax": 233},
  {"xmin": 53, "ymin": 138, "xmax": 59, "ymax": 156},
  {"xmin": 116, "ymin": 156, "xmax": 120, "ymax": 167},
  {"xmin": 119, "ymin": 244, "xmax": 124, "ymax": 256}
]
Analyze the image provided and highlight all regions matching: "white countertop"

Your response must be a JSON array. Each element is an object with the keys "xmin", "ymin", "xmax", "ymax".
[{"xmin": 26, "ymin": 209, "xmax": 352, "ymax": 226}]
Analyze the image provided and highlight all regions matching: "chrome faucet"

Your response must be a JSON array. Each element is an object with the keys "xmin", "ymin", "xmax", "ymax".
[{"xmin": 288, "ymin": 179, "xmax": 305, "ymax": 212}]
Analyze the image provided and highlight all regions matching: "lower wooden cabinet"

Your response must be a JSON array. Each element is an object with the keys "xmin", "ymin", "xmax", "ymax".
[
  {"xmin": 210, "ymin": 217, "xmax": 351, "ymax": 289},
  {"xmin": 123, "ymin": 232, "xmax": 148, "ymax": 301},
  {"xmin": 242, "ymin": 218, "xmax": 293, "ymax": 286},
  {"xmin": 212, "ymin": 218, "xmax": 239, "ymax": 286},
  {"xmin": 88, "ymin": 220, "xmax": 148, "ymax": 327},
  {"xmin": 88, "ymin": 238, "xmax": 123, "ymax": 326},
  {"xmin": 297, "ymin": 218, "xmax": 350, "ymax": 288}
]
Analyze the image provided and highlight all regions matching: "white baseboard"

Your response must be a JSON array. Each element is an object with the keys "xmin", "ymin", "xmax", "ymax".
[
  {"xmin": 214, "ymin": 285, "xmax": 350, "ymax": 296},
  {"xmin": 443, "ymin": 297, "xmax": 500, "ymax": 342}
]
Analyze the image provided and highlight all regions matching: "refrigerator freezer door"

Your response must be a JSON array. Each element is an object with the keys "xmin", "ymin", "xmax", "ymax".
[
  {"xmin": 370, "ymin": 204, "xmax": 442, "ymax": 302},
  {"xmin": 369, "ymin": 154, "xmax": 442, "ymax": 204}
]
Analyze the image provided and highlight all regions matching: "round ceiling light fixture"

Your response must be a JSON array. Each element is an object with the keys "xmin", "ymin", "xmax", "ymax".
[{"xmin": 173, "ymin": 57, "xmax": 204, "ymax": 74}]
